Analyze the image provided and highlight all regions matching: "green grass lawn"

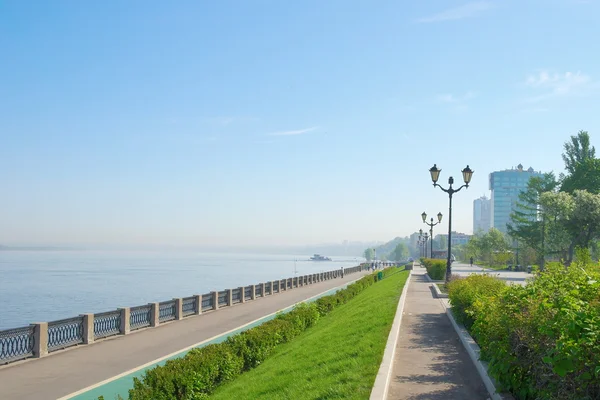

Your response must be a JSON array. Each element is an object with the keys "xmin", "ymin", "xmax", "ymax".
[{"xmin": 210, "ymin": 270, "xmax": 409, "ymax": 400}]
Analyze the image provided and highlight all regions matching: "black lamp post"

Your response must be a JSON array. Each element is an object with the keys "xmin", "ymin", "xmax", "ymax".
[
  {"xmin": 429, "ymin": 164, "xmax": 474, "ymax": 282},
  {"xmin": 419, "ymin": 230, "xmax": 429, "ymax": 258},
  {"xmin": 422, "ymin": 211, "xmax": 443, "ymax": 259}
]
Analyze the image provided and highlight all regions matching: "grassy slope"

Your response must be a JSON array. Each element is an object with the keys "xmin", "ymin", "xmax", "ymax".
[{"xmin": 210, "ymin": 270, "xmax": 409, "ymax": 400}]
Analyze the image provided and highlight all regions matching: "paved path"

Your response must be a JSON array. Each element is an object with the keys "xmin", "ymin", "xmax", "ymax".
[
  {"xmin": 451, "ymin": 262, "xmax": 530, "ymax": 285},
  {"xmin": 386, "ymin": 266, "xmax": 489, "ymax": 400},
  {"xmin": 0, "ymin": 270, "xmax": 370, "ymax": 400}
]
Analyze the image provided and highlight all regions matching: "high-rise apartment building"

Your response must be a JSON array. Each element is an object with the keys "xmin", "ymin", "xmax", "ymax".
[
  {"xmin": 489, "ymin": 164, "xmax": 542, "ymax": 233},
  {"xmin": 473, "ymin": 196, "xmax": 491, "ymax": 233}
]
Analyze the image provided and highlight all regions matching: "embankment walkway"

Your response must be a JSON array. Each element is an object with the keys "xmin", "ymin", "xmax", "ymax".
[
  {"xmin": 386, "ymin": 265, "xmax": 489, "ymax": 399},
  {"xmin": 0, "ymin": 270, "xmax": 370, "ymax": 400}
]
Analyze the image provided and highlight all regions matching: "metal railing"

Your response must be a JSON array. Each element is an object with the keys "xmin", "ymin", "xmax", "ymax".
[
  {"xmin": 182, "ymin": 297, "xmax": 196, "ymax": 317},
  {"xmin": 0, "ymin": 325, "xmax": 35, "ymax": 363},
  {"xmin": 0, "ymin": 262, "xmax": 383, "ymax": 364},
  {"xmin": 48, "ymin": 317, "xmax": 84, "ymax": 352},
  {"xmin": 218, "ymin": 290, "xmax": 228, "ymax": 307},
  {"xmin": 94, "ymin": 310, "xmax": 121, "ymax": 339},
  {"xmin": 201, "ymin": 294, "xmax": 213, "ymax": 312},
  {"xmin": 130, "ymin": 305, "xmax": 152, "ymax": 331},
  {"xmin": 159, "ymin": 300, "xmax": 177, "ymax": 323}
]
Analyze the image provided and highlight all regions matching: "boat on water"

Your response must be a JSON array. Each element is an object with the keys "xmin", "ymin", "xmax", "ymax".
[{"xmin": 309, "ymin": 254, "xmax": 332, "ymax": 261}]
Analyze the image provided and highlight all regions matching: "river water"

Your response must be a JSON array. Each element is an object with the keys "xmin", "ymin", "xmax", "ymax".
[{"xmin": 0, "ymin": 250, "xmax": 363, "ymax": 330}]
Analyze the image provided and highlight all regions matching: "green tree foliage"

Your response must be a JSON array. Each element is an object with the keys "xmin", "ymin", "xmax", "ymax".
[
  {"xmin": 561, "ymin": 158, "xmax": 600, "ymax": 194},
  {"xmin": 562, "ymin": 130, "xmax": 596, "ymax": 175},
  {"xmin": 540, "ymin": 190, "xmax": 600, "ymax": 265},
  {"xmin": 363, "ymin": 248, "xmax": 375, "ymax": 261},
  {"xmin": 391, "ymin": 242, "xmax": 409, "ymax": 261},
  {"xmin": 466, "ymin": 228, "xmax": 511, "ymax": 266},
  {"xmin": 508, "ymin": 173, "xmax": 558, "ymax": 269}
]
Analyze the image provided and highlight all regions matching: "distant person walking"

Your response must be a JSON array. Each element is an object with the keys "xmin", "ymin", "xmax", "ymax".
[{"xmin": 470, "ymin": 256, "xmax": 474, "ymax": 267}]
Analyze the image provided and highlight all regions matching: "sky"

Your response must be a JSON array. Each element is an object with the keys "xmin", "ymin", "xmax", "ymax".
[{"xmin": 1, "ymin": 0, "xmax": 599, "ymax": 248}]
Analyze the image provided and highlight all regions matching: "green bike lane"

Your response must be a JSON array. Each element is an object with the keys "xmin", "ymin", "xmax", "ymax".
[{"xmin": 0, "ymin": 271, "xmax": 370, "ymax": 400}]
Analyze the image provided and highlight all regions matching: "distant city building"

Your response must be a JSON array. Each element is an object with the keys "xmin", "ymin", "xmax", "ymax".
[
  {"xmin": 473, "ymin": 195, "xmax": 492, "ymax": 233},
  {"xmin": 437, "ymin": 232, "xmax": 472, "ymax": 246},
  {"xmin": 489, "ymin": 164, "xmax": 542, "ymax": 233}
]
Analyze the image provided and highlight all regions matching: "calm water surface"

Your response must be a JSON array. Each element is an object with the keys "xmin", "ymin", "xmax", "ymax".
[{"xmin": 0, "ymin": 250, "xmax": 363, "ymax": 330}]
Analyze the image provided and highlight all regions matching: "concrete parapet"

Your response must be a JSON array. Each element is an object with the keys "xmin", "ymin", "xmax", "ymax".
[
  {"xmin": 32, "ymin": 322, "xmax": 48, "ymax": 358},
  {"xmin": 81, "ymin": 314, "xmax": 94, "ymax": 344},
  {"xmin": 194, "ymin": 295, "xmax": 202, "ymax": 315},
  {"xmin": 174, "ymin": 298, "xmax": 183, "ymax": 320},
  {"xmin": 119, "ymin": 308, "xmax": 130, "ymax": 334},
  {"xmin": 150, "ymin": 303, "xmax": 159, "ymax": 327},
  {"xmin": 212, "ymin": 291, "xmax": 219, "ymax": 310}
]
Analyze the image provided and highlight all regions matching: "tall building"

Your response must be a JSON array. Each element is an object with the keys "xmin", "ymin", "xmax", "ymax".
[
  {"xmin": 489, "ymin": 164, "xmax": 542, "ymax": 233},
  {"xmin": 437, "ymin": 232, "xmax": 472, "ymax": 246},
  {"xmin": 473, "ymin": 196, "xmax": 491, "ymax": 233}
]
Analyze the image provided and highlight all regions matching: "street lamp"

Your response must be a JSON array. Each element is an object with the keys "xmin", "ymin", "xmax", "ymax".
[
  {"xmin": 418, "ymin": 229, "xmax": 424, "ymax": 258},
  {"xmin": 429, "ymin": 164, "xmax": 474, "ymax": 282},
  {"xmin": 422, "ymin": 211, "xmax": 443, "ymax": 259}
]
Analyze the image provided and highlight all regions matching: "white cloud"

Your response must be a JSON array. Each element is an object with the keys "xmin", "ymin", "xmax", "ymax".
[
  {"xmin": 416, "ymin": 1, "xmax": 494, "ymax": 23},
  {"xmin": 524, "ymin": 70, "xmax": 593, "ymax": 102},
  {"xmin": 436, "ymin": 91, "xmax": 476, "ymax": 103},
  {"xmin": 267, "ymin": 126, "xmax": 319, "ymax": 136}
]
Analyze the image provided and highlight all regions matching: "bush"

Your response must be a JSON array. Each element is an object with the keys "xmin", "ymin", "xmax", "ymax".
[
  {"xmin": 125, "ymin": 269, "xmax": 395, "ymax": 400},
  {"xmin": 421, "ymin": 258, "xmax": 446, "ymax": 280},
  {"xmin": 467, "ymin": 259, "xmax": 600, "ymax": 399},
  {"xmin": 447, "ymin": 274, "xmax": 506, "ymax": 330}
]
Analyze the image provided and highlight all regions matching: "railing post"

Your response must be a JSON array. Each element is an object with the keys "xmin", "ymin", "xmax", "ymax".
[
  {"xmin": 212, "ymin": 291, "xmax": 219, "ymax": 310},
  {"xmin": 150, "ymin": 303, "xmax": 159, "ymax": 327},
  {"xmin": 240, "ymin": 287, "xmax": 246, "ymax": 303},
  {"xmin": 227, "ymin": 289, "xmax": 232, "ymax": 306},
  {"xmin": 261, "ymin": 282, "xmax": 266, "ymax": 297},
  {"xmin": 32, "ymin": 322, "xmax": 48, "ymax": 358},
  {"xmin": 342, "ymin": 267, "xmax": 344, "ymax": 278},
  {"xmin": 118, "ymin": 307, "xmax": 131, "ymax": 335},
  {"xmin": 174, "ymin": 298, "xmax": 183, "ymax": 320},
  {"xmin": 194, "ymin": 295, "xmax": 202, "ymax": 315},
  {"xmin": 251, "ymin": 285, "xmax": 256, "ymax": 300},
  {"xmin": 81, "ymin": 313, "xmax": 95, "ymax": 344}
]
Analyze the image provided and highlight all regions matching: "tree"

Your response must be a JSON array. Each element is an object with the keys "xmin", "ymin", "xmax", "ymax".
[
  {"xmin": 392, "ymin": 242, "xmax": 409, "ymax": 261},
  {"xmin": 561, "ymin": 158, "xmax": 600, "ymax": 194},
  {"xmin": 508, "ymin": 173, "xmax": 558, "ymax": 270},
  {"xmin": 540, "ymin": 190, "xmax": 600, "ymax": 265},
  {"xmin": 435, "ymin": 235, "xmax": 447, "ymax": 251},
  {"xmin": 466, "ymin": 228, "xmax": 510, "ymax": 266},
  {"xmin": 363, "ymin": 248, "xmax": 375, "ymax": 261},
  {"xmin": 562, "ymin": 130, "xmax": 595, "ymax": 175}
]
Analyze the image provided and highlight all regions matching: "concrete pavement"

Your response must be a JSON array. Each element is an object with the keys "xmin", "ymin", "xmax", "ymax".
[
  {"xmin": 0, "ymin": 270, "xmax": 370, "ymax": 400},
  {"xmin": 386, "ymin": 265, "xmax": 489, "ymax": 400},
  {"xmin": 450, "ymin": 262, "xmax": 531, "ymax": 285}
]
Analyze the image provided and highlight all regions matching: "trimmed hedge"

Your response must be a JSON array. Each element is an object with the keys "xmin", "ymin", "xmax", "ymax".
[
  {"xmin": 421, "ymin": 258, "xmax": 446, "ymax": 280},
  {"xmin": 123, "ymin": 268, "xmax": 397, "ymax": 400},
  {"xmin": 451, "ymin": 255, "xmax": 600, "ymax": 399}
]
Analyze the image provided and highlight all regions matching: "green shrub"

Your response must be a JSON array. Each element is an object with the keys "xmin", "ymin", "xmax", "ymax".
[
  {"xmin": 447, "ymin": 274, "xmax": 506, "ymax": 330},
  {"xmin": 421, "ymin": 258, "xmax": 446, "ymax": 280},
  {"xmin": 468, "ymin": 259, "xmax": 600, "ymax": 399},
  {"xmin": 125, "ymin": 269, "xmax": 394, "ymax": 400}
]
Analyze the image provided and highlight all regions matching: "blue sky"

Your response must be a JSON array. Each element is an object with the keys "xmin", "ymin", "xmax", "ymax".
[{"xmin": 1, "ymin": 0, "xmax": 599, "ymax": 247}]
